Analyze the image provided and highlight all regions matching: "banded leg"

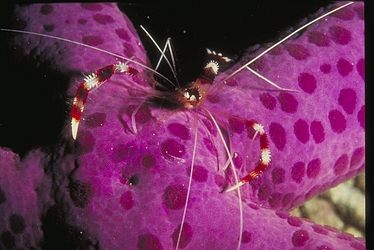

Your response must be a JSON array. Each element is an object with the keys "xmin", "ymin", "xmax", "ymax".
[
  {"xmin": 225, "ymin": 120, "xmax": 271, "ymax": 192},
  {"xmin": 71, "ymin": 62, "xmax": 140, "ymax": 139}
]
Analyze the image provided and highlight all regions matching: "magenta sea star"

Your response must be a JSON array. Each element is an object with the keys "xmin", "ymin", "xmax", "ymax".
[{"xmin": 0, "ymin": 2, "xmax": 364, "ymax": 249}]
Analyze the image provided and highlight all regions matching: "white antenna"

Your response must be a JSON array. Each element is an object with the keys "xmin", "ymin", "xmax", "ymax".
[
  {"xmin": 223, "ymin": 1, "xmax": 354, "ymax": 83},
  {"xmin": 0, "ymin": 28, "xmax": 176, "ymax": 87}
]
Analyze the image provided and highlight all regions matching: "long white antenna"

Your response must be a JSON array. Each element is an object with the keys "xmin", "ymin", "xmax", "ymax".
[
  {"xmin": 1, "ymin": 28, "xmax": 176, "ymax": 87},
  {"xmin": 204, "ymin": 107, "xmax": 243, "ymax": 250},
  {"xmin": 223, "ymin": 1, "xmax": 354, "ymax": 83},
  {"xmin": 175, "ymin": 110, "xmax": 199, "ymax": 250}
]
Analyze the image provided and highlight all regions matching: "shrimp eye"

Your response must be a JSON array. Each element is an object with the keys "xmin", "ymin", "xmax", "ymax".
[{"xmin": 184, "ymin": 88, "xmax": 200, "ymax": 102}]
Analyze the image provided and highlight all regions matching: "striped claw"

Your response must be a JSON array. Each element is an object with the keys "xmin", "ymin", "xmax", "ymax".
[
  {"xmin": 71, "ymin": 83, "xmax": 89, "ymax": 139},
  {"xmin": 70, "ymin": 62, "xmax": 133, "ymax": 139},
  {"xmin": 225, "ymin": 121, "xmax": 271, "ymax": 192}
]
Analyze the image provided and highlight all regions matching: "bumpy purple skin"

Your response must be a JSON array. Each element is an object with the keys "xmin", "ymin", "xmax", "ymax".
[{"xmin": 0, "ymin": 3, "xmax": 365, "ymax": 250}]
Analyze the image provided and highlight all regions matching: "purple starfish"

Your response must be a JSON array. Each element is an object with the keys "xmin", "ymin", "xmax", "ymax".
[{"xmin": 0, "ymin": 2, "xmax": 364, "ymax": 250}]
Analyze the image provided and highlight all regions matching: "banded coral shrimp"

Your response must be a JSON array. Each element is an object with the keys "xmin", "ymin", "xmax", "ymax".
[{"xmin": 0, "ymin": 1, "xmax": 364, "ymax": 250}]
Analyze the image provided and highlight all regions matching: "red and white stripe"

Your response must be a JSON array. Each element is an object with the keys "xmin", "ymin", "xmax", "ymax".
[
  {"xmin": 225, "ymin": 121, "xmax": 271, "ymax": 192},
  {"xmin": 71, "ymin": 62, "xmax": 137, "ymax": 139}
]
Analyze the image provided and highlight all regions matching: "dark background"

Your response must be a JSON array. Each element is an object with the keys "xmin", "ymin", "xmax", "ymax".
[{"xmin": 120, "ymin": 1, "xmax": 331, "ymax": 83}]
